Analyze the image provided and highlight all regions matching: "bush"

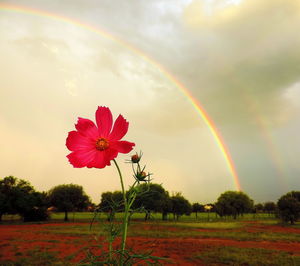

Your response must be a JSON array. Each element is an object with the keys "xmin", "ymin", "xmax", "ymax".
[
  {"xmin": 215, "ymin": 191, "xmax": 254, "ymax": 219},
  {"xmin": 171, "ymin": 193, "xmax": 192, "ymax": 220},
  {"xmin": 23, "ymin": 207, "xmax": 49, "ymax": 222},
  {"xmin": 0, "ymin": 176, "xmax": 49, "ymax": 222},
  {"xmin": 277, "ymin": 191, "xmax": 300, "ymax": 224}
]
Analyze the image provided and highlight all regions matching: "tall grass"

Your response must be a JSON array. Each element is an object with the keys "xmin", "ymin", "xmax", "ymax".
[{"xmin": 195, "ymin": 246, "xmax": 300, "ymax": 266}]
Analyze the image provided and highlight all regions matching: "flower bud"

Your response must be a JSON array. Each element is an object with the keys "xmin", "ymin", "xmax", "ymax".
[
  {"xmin": 136, "ymin": 171, "xmax": 147, "ymax": 181},
  {"xmin": 131, "ymin": 153, "xmax": 140, "ymax": 163}
]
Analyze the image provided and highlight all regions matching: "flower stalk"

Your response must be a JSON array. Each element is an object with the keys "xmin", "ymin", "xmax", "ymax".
[
  {"xmin": 113, "ymin": 159, "xmax": 130, "ymax": 264},
  {"xmin": 67, "ymin": 107, "xmax": 164, "ymax": 264},
  {"xmin": 113, "ymin": 155, "xmax": 150, "ymax": 265}
]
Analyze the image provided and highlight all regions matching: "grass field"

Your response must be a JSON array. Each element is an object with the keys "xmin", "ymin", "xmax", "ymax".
[
  {"xmin": 1, "ymin": 211, "xmax": 279, "ymax": 224},
  {"xmin": 0, "ymin": 212, "xmax": 300, "ymax": 265},
  {"xmin": 51, "ymin": 211, "xmax": 279, "ymax": 222}
]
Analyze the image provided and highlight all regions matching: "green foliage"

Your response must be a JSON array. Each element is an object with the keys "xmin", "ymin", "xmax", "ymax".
[
  {"xmin": 48, "ymin": 184, "xmax": 90, "ymax": 221},
  {"xmin": 192, "ymin": 203, "xmax": 204, "ymax": 214},
  {"xmin": 215, "ymin": 191, "xmax": 254, "ymax": 219},
  {"xmin": 277, "ymin": 191, "xmax": 300, "ymax": 224},
  {"xmin": 98, "ymin": 190, "xmax": 124, "ymax": 222},
  {"xmin": 254, "ymin": 203, "xmax": 264, "ymax": 213},
  {"xmin": 0, "ymin": 176, "xmax": 33, "ymax": 218},
  {"xmin": 22, "ymin": 191, "xmax": 49, "ymax": 222},
  {"xmin": 263, "ymin": 201, "xmax": 277, "ymax": 214},
  {"xmin": 0, "ymin": 176, "xmax": 48, "ymax": 222},
  {"xmin": 99, "ymin": 191, "xmax": 124, "ymax": 212},
  {"xmin": 192, "ymin": 202, "xmax": 204, "ymax": 220},
  {"xmin": 161, "ymin": 195, "xmax": 173, "ymax": 221},
  {"xmin": 132, "ymin": 183, "xmax": 169, "ymax": 220},
  {"xmin": 170, "ymin": 193, "xmax": 192, "ymax": 220}
]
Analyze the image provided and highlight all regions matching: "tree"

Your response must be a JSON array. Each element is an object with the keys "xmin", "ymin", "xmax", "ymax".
[
  {"xmin": 170, "ymin": 193, "xmax": 192, "ymax": 220},
  {"xmin": 48, "ymin": 184, "xmax": 90, "ymax": 221},
  {"xmin": 277, "ymin": 191, "xmax": 300, "ymax": 224},
  {"xmin": 162, "ymin": 196, "xmax": 172, "ymax": 221},
  {"xmin": 215, "ymin": 191, "xmax": 254, "ymax": 219},
  {"xmin": 254, "ymin": 203, "xmax": 264, "ymax": 213},
  {"xmin": 0, "ymin": 176, "xmax": 49, "ymax": 222},
  {"xmin": 263, "ymin": 202, "xmax": 276, "ymax": 216},
  {"xmin": 21, "ymin": 191, "xmax": 49, "ymax": 222},
  {"xmin": 132, "ymin": 183, "xmax": 169, "ymax": 220},
  {"xmin": 0, "ymin": 176, "xmax": 33, "ymax": 221},
  {"xmin": 99, "ymin": 191, "xmax": 124, "ymax": 212},
  {"xmin": 99, "ymin": 191, "xmax": 123, "ymax": 221},
  {"xmin": 192, "ymin": 203, "xmax": 204, "ymax": 219}
]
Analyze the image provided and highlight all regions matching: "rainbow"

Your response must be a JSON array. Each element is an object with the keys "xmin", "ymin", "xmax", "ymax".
[
  {"xmin": 242, "ymin": 94, "xmax": 287, "ymax": 192},
  {"xmin": 0, "ymin": 3, "xmax": 241, "ymax": 191}
]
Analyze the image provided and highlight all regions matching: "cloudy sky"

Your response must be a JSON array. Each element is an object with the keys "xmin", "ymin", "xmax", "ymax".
[{"xmin": 0, "ymin": 0, "xmax": 299, "ymax": 204}]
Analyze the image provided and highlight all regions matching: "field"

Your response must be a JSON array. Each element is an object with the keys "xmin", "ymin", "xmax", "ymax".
[{"xmin": 0, "ymin": 213, "xmax": 300, "ymax": 265}]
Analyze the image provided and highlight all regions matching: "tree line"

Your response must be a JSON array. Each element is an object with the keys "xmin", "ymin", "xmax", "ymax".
[
  {"xmin": 0, "ymin": 176, "xmax": 299, "ymax": 224},
  {"xmin": 0, "ymin": 176, "xmax": 91, "ymax": 222}
]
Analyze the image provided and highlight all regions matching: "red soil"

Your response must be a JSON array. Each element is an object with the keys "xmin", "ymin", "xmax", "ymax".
[{"xmin": 0, "ymin": 222, "xmax": 299, "ymax": 265}]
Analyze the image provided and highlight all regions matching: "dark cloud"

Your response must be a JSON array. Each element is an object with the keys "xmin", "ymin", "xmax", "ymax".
[{"xmin": 177, "ymin": 0, "xmax": 300, "ymax": 128}]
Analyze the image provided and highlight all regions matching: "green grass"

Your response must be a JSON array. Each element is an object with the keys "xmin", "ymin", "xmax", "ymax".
[
  {"xmin": 50, "ymin": 212, "xmax": 95, "ymax": 221},
  {"xmin": 1, "ymin": 211, "xmax": 278, "ymax": 223},
  {"xmin": 128, "ymin": 224, "xmax": 300, "ymax": 242},
  {"xmin": 34, "ymin": 219, "xmax": 300, "ymax": 242},
  {"xmin": 38, "ymin": 224, "xmax": 104, "ymax": 237},
  {"xmin": 261, "ymin": 219, "xmax": 300, "ymax": 227},
  {"xmin": 195, "ymin": 246, "xmax": 300, "ymax": 266},
  {"xmin": 130, "ymin": 212, "xmax": 277, "ymax": 221},
  {"xmin": 1, "ymin": 214, "xmax": 21, "ymax": 221},
  {"xmin": 48, "ymin": 211, "xmax": 277, "ymax": 222},
  {"xmin": 160, "ymin": 221, "xmax": 243, "ymax": 229},
  {"xmin": 0, "ymin": 249, "xmax": 73, "ymax": 266}
]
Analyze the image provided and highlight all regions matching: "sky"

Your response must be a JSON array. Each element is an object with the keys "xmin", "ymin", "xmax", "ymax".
[{"xmin": 0, "ymin": 0, "xmax": 299, "ymax": 204}]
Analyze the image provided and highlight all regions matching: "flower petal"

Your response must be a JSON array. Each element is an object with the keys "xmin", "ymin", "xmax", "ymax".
[
  {"xmin": 67, "ymin": 149, "xmax": 97, "ymax": 168},
  {"xmin": 66, "ymin": 106, "xmax": 135, "ymax": 169},
  {"xmin": 66, "ymin": 131, "xmax": 95, "ymax": 152},
  {"xmin": 103, "ymin": 148, "xmax": 119, "ymax": 165},
  {"xmin": 109, "ymin": 115, "xmax": 129, "ymax": 141},
  {"xmin": 96, "ymin": 106, "xmax": 113, "ymax": 137},
  {"xmin": 110, "ymin": 140, "xmax": 135, "ymax": 154},
  {"xmin": 75, "ymin": 118, "xmax": 99, "ymax": 139},
  {"xmin": 87, "ymin": 149, "xmax": 118, "ymax": 168},
  {"xmin": 86, "ymin": 151, "xmax": 107, "ymax": 168}
]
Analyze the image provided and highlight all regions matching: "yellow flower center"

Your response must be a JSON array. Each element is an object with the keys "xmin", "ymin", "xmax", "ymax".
[{"xmin": 96, "ymin": 137, "xmax": 109, "ymax": 151}]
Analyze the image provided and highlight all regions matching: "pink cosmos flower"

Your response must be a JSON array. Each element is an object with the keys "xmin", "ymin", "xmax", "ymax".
[{"xmin": 66, "ymin": 106, "xmax": 135, "ymax": 168}]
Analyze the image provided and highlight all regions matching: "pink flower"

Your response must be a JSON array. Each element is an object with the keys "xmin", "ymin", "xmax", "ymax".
[{"xmin": 66, "ymin": 106, "xmax": 135, "ymax": 168}]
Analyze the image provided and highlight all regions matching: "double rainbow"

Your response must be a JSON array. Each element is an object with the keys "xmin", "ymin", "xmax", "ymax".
[{"xmin": 0, "ymin": 3, "xmax": 241, "ymax": 191}]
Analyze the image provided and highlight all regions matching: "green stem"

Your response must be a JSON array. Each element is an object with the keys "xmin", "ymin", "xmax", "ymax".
[
  {"xmin": 113, "ymin": 159, "xmax": 126, "ymax": 202},
  {"xmin": 108, "ymin": 218, "xmax": 116, "ymax": 263},
  {"xmin": 108, "ymin": 232, "xmax": 113, "ymax": 262},
  {"xmin": 113, "ymin": 159, "xmax": 129, "ymax": 264}
]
